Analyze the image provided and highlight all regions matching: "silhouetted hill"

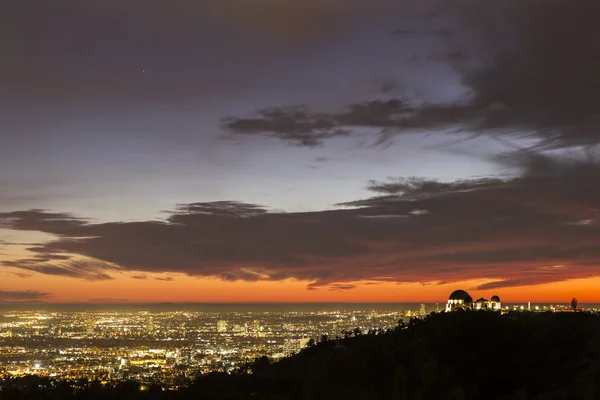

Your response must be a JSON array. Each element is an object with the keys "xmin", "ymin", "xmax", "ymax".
[{"xmin": 3, "ymin": 311, "xmax": 600, "ymax": 400}]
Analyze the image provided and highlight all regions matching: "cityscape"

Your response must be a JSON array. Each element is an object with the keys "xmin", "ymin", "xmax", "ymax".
[
  {"xmin": 1, "ymin": 299, "xmax": 598, "ymax": 389},
  {"xmin": 2, "ymin": 0, "xmax": 600, "ymax": 398},
  {"xmin": 0, "ymin": 306, "xmax": 417, "ymax": 386}
]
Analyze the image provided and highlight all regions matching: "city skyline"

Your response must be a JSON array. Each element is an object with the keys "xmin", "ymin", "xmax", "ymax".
[{"xmin": 2, "ymin": 0, "xmax": 600, "ymax": 303}]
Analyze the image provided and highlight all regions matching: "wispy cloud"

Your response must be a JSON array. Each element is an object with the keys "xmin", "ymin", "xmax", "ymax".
[
  {"xmin": 222, "ymin": 1, "xmax": 600, "ymax": 151},
  {"xmin": 0, "ymin": 290, "xmax": 53, "ymax": 302}
]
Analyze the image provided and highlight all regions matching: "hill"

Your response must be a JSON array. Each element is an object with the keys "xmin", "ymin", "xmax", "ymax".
[{"xmin": 2, "ymin": 311, "xmax": 600, "ymax": 399}]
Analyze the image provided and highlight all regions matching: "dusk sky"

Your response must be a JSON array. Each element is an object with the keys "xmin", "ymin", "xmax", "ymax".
[{"xmin": 2, "ymin": 0, "xmax": 600, "ymax": 303}]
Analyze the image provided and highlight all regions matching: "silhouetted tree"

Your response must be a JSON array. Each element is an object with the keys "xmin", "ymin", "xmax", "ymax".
[
  {"xmin": 572, "ymin": 297, "xmax": 578, "ymax": 310},
  {"xmin": 251, "ymin": 355, "xmax": 271, "ymax": 373}
]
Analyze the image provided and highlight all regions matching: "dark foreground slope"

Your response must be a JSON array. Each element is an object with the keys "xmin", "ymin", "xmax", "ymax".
[{"xmin": 3, "ymin": 311, "xmax": 600, "ymax": 400}]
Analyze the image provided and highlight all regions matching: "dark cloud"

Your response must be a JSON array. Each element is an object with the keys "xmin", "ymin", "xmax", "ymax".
[
  {"xmin": 2, "ymin": 153, "xmax": 600, "ymax": 289},
  {"xmin": 2, "ymin": 258, "xmax": 116, "ymax": 281},
  {"xmin": 447, "ymin": 0, "xmax": 600, "ymax": 150},
  {"xmin": 221, "ymin": 100, "xmax": 478, "ymax": 147},
  {"xmin": 131, "ymin": 274, "xmax": 147, "ymax": 280},
  {"xmin": 221, "ymin": 106, "xmax": 351, "ymax": 147},
  {"xmin": 0, "ymin": 290, "xmax": 53, "ymax": 302},
  {"xmin": 0, "ymin": 210, "xmax": 87, "ymax": 235},
  {"xmin": 327, "ymin": 283, "xmax": 357, "ymax": 291},
  {"xmin": 154, "ymin": 277, "xmax": 174, "ymax": 282},
  {"xmin": 366, "ymin": 177, "xmax": 504, "ymax": 197},
  {"xmin": 222, "ymin": 1, "xmax": 600, "ymax": 150}
]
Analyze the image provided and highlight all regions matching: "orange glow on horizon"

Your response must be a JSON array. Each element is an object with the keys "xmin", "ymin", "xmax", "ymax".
[{"xmin": 3, "ymin": 267, "xmax": 600, "ymax": 304}]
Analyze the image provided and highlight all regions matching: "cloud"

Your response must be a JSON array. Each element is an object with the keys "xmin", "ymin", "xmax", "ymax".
[
  {"xmin": 366, "ymin": 177, "xmax": 504, "ymax": 196},
  {"xmin": 222, "ymin": 1, "xmax": 600, "ymax": 150},
  {"xmin": 0, "ymin": 210, "xmax": 87, "ymax": 235},
  {"xmin": 221, "ymin": 100, "xmax": 482, "ymax": 147},
  {"xmin": 221, "ymin": 106, "xmax": 352, "ymax": 147},
  {"xmin": 2, "ymin": 152, "xmax": 600, "ymax": 289},
  {"xmin": 327, "ymin": 283, "xmax": 357, "ymax": 291},
  {"xmin": 222, "ymin": 100, "xmax": 475, "ymax": 146},
  {"xmin": 0, "ymin": 290, "xmax": 53, "ymax": 302},
  {"xmin": 446, "ymin": 0, "xmax": 600, "ymax": 150},
  {"xmin": 154, "ymin": 276, "xmax": 174, "ymax": 282},
  {"xmin": 2, "ymin": 258, "xmax": 117, "ymax": 281}
]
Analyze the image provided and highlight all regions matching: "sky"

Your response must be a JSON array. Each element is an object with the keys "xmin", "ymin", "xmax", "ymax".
[{"xmin": 2, "ymin": 0, "xmax": 600, "ymax": 303}]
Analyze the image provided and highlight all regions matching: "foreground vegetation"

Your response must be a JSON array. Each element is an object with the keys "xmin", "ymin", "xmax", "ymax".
[{"xmin": 3, "ymin": 311, "xmax": 600, "ymax": 400}]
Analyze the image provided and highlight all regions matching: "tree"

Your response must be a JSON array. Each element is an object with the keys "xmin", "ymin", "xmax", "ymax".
[{"xmin": 571, "ymin": 298, "xmax": 578, "ymax": 311}]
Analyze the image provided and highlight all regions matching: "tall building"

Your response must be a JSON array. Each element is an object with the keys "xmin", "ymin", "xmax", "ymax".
[
  {"xmin": 119, "ymin": 357, "xmax": 131, "ymax": 370},
  {"xmin": 175, "ymin": 349, "xmax": 193, "ymax": 366},
  {"xmin": 146, "ymin": 317, "xmax": 155, "ymax": 333},
  {"xmin": 217, "ymin": 320, "xmax": 227, "ymax": 333},
  {"xmin": 420, "ymin": 304, "xmax": 426, "ymax": 316},
  {"xmin": 86, "ymin": 319, "xmax": 95, "ymax": 334},
  {"xmin": 283, "ymin": 337, "xmax": 311, "ymax": 355}
]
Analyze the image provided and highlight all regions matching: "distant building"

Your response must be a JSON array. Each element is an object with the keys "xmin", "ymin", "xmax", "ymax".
[
  {"xmin": 146, "ymin": 318, "xmax": 155, "ymax": 333},
  {"xmin": 217, "ymin": 320, "xmax": 227, "ymax": 333},
  {"xmin": 446, "ymin": 290, "xmax": 473, "ymax": 312},
  {"xmin": 490, "ymin": 295, "xmax": 501, "ymax": 310},
  {"xmin": 119, "ymin": 357, "xmax": 131, "ymax": 370},
  {"xmin": 175, "ymin": 349, "xmax": 193, "ymax": 366},
  {"xmin": 446, "ymin": 290, "xmax": 501, "ymax": 311},
  {"xmin": 299, "ymin": 337, "xmax": 311, "ymax": 348},
  {"xmin": 473, "ymin": 296, "xmax": 501, "ymax": 311},
  {"xmin": 283, "ymin": 337, "xmax": 311, "ymax": 355}
]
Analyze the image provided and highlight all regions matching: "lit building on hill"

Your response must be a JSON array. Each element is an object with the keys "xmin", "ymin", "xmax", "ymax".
[
  {"xmin": 490, "ymin": 295, "xmax": 501, "ymax": 310},
  {"xmin": 446, "ymin": 290, "xmax": 501, "ymax": 311},
  {"xmin": 446, "ymin": 290, "xmax": 473, "ymax": 311}
]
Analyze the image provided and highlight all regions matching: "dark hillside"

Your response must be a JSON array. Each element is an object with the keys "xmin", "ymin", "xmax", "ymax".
[{"xmin": 223, "ymin": 311, "xmax": 600, "ymax": 400}]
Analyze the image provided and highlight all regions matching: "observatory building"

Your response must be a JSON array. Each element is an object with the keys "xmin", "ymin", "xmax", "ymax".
[{"xmin": 446, "ymin": 290, "xmax": 501, "ymax": 312}]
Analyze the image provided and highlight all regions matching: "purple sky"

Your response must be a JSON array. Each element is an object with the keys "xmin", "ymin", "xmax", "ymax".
[
  {"xmin": 2, "ymin": 0, "xmax": 600, "ymax": 301},
  {"xmin": 1, "ymin": 0, "xmax": 502, "ymax": 220}
]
